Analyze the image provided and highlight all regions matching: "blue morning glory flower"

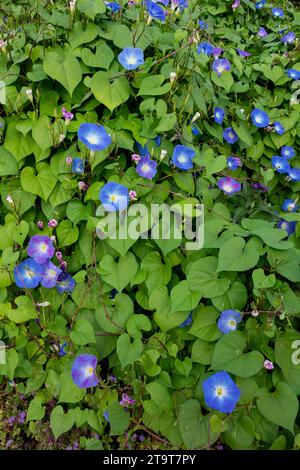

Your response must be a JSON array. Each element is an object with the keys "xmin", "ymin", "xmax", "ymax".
[
  {"xmin": 71, "ymin": 354, "xmax": 99, "ymax": 389},
  {"xmin": 136, "ymin": 155, "xmax": 158, "ymax": 179},
  {"xmin": 217, "ymin": 177, "xmax": 241, "ymax": 194},
  {"xmin": 58, "ymin": 342, "xmax": 68, "ymax": 356},
  {"xmin": 27, "ymin": 235, "xmax": 55, "ymax": 264},
  {"xmin": 41, "ymin": 261, "xmax": 62, "ymax": 288},
  {"xmin": 281, "ymin": 32, "xmax": 296, "ymax": 44},
  {"xmin": 99, "ymin": 182, "xmax": 129, "ymax": 211},
  {"xmin": 223, "ymin": 127, "xmax": 238, "ymax": 144},
  {"xmin": 288, "ymin": 168, "xmax": 300, "ymax": 182},
  {"xmin": 281, "ymin": 199, "xmax": 299, "ymax": 212},
  {"xmin": 192, "ymin": 126, "xmax": 200, "ymax": 136},
  {"xmin": 227, "ymin": 156, "xmax": 242, "ymax": 170},
  {"xmin": 171, "ymin": 145, "xmax": 195, "ymax": 170},
  {"xmin": 272, "ymin": 7, "xmax": 284, "ymax": 18},
  {"xmin": 56, "ymin": 271, "xmax": 76, "ymax": 294},
  {"xmin": 217, "ymin": 309, "xmax": 242, "ymax": 334},
  {"xmin": 277, "ymin": 219, "xmax": 296, "ymax": 236},
  {"xmin": 280, "ymin": 146, "xmax": 295, "ymax": 159},
  {"xmin": 104, "ymin": 1, "xmax": 121, "ymax": 12},
  {"xmin": 286, "ymin": 69, "xmax": 300, "ymax": 80},
  {"xmin": 257, "ymin": 27, "xmax": 268, "ymax": 38},
  {"xmin": 118, "ymin": 47, "xmax": 144, "ymax": 70},
  {"xmin": 78, "ymin": 123, "xmax": 112, "ymax": 151},
  {"xmin": 212, "ymin": 59, "xmax": 231, "ymax": 77},
  {"xmin": 214, "ymin": 107, "xmax": 225, "ymax": 125},
  {"xmin": 271, "ymin": 156, "xmax": 290, "ymax": 174},
  {"xmin": 14, "ymin": 258, "xmax": 43, "ymax": 289},
  {"xmin": 250, "ymin": 108, "xmax": 269, "ymax": 128},
  {"xmin": 72, "ymin": 158, "xmax": 84, "ymax": 174},
  {"xmin": 202, "ymin": 371, "xmax": 241, "ymax": 413},
  {"xmin": 197, "ymin": 42, "xmax": 213, "ymax": 56},
  {"xmin": 145, "ymin": 0, "xmax": 167, "ymax": 21},
  {"xmin": 136, "ymin": 142, "xmax": 150, "ymax": 156},
  {"xmin": 154, "ymin": 135, "xmax": 161, "ymax": 146},
  {"xmin": 236, "ymin": 49, "xmax": 251, "ymax": 57},
  {"xmin": 198, "ymin": 20, "xmax": 208, "ymax": 30},
  {"xmin": 179, "ymin": 312, "xmax": 193, "ymax": 328},
  {"xmin": 274, "ymin": 122, "xmax": 285, "ymax": 135},
  {"xmin": 255, "ymin": 0, "xmax": 266, "ymax": 9}
]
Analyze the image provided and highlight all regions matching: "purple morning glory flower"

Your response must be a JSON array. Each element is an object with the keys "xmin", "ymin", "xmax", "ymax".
[
  {"xmin": 231, "ymin": 0, "xmax": 240, "ymax": 9},
  {"xmin": 277, "ymin": 219, "xmax": 296, "ymax": 236},
  {"xmin": 223, "ymin": 127, "xmax": 238, "ymax": 144},
  {"xmin": 274, "ymin": 122, "xmax": 285, "ymax": 135},
  {"xmin": 78, "ymin": 123, "xmax": 112, "ymax": 151},
  {"xmin": 17, "ymin": 411, "xmax": 26, "ymax": 424},
  {"xmin": 198, "ymin": 20, "xmax": 208, "ymax": 30},
  {"xmin": 58, "ymin": 342, "xmax": 68, "ymax": 356},
  {"xmin": 214, "ymin": 107, "xmax": 225, "ymax": 125},
  {"xmin": 71, "ymin": 354, "xmax": 99, "ymax": 389},
  {"xmin": 217, "ymin": 177, "xmax": 241, "ymax": 194},
  {"xmin": 197, "ymin": 42, "xmax": 213, "ymax": 56},
  {"xmin": 41, "ymin": 261, "xmax": 62, "ymax": 288},
  {"xmin": 255, "ymin": 0, "xmax": 266, "ymax": 9},
  {"xmin": 62, "ymin": 107, "xmax": 74, "ymax": 121},
  {"xmin": 136, "ymin": 155, "xmax": 158, "ymax": 179},
  {"xmin": 120, "ymin": 393, "xmax": 135, "ymax": 407},
  {"xmin": 145, "ymin": 0, "xmax": 167, "ymax": 21},
  {"xmin": 72, "ymin": 158, "xmax": 84, "ymax": 174},
  {"xmin": 56, "ymin": 271, "xmax": 76, "ymax": 294},
  {"xmin": 257, "ymin": 27, "xmax": 268, "ymax": 38},
  {"xmin": 179, "ymin": 312, "xmax": 193, "ymax": 328},
  {"xmin": 218, "ymin": 309, "xmax": 242, "ymax": 334},
  {"xmin": 28, "ymin": 235, "xmax": 55, "ymax": 264},
  {"xmin": 272, "ymin": 7, "xmax": 284, "ymax": 18},
  {"xmin": 236, "ymin": 49, "xmax": 251, "ymax": 57},
  {"xmin": 280, "ymin": 146, "xmax": 295, "ymax": 159},
  {"xmin": 171, "ymin": 145, "xmax": 195, "ymax": 170},
  {"xmin": 212, "ymin": 47, "xmax": 223, "ymax": 58},
  {"xmin": 286, "ymin": 69, "xmax": 300, "ymax": 80},
  {"xmin": 252, "ymin": 182, "xmax": 268, "ymax": 192},
  {"xmin": 281, "ymin": 199, "xmax": 299, "ymax": 212},
  {"xmin": 212, "ymin": 59, "xmax": 231, "ymax": 76},
  {"xmin": 202, "ymin": 371, "xmax": 241, "ymax": 413},
  {"xmin": 227, "ymin": 156, "xmax": 242, "ymax": 170},
  {"xmin": 272, "ymin": 156, "xmax": 290, "ymax": 174},
  {"xmin": 99, "ymin": 182, "xmax": 129, "ymax": 211},
  {"xmin": 104, "ymin": 1, "xmax": 121, "ymax": 12},
  {"xmin": 14, "ymin": 258, "xmax": 43, "ymax": 289},
  {"xmin": 288, "ymin": 168, "xmax": 300, "ymax": 182},
  {"xmin": 251, "ymin": 108, "xmax": 269, "ymax": 128},
  {"xmin": 281, "ymin": 32, "xmax": 296, "ymax": 44},
  {"xmin": 118, "ymin": 47, "xmax": 144, "ymax": 70}
]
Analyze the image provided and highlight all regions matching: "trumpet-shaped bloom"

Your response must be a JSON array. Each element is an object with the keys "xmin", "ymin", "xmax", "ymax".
[
  {"xmin": 214, "ymin": 107, "xmax": 225, "ymax": 124},
  {"xmin": 72, "ymin": 158, "xmax": 84, "ymax": 174},
  {"xmin": 105, "ymin": 1, "xmax": 121, "ymax": 12},
  {"xmin": 223, "ymin": 127, "xmax": 238, "ymax": 144},
  {"xmin": 281, "ymin": 32, "xmax": 296, "ymax": 44},
  {"xmin": 280, "ymin": 146, "xmax": 295, "ymax": 159},
  {"xmin": 217, "ymin": 177, "xmax": 241, "ymax": 194},
  {"xmin": 212, "ymin": 59, "xmax": 231, "ymax": 76},
  {"xmin": 118, "ymin": 47, "xmax": 144, "ymax": 70},
  {"xmin": 99, "ymin": 182, "xmax": 129, "ymax": 211},
  {"xmin": 272, "ymin": 156, "xmax": 290, "ymax": 174},
  {"xmin": 71, "ymin": 354, "xmax": 99, "ymax": 389},
  {"xmin": 171, "ymin": 145, "xmax": 195, "ymax": 170},
  {"xmin": 237, "ymin": 49, "xmax": 251, "ymax": 57},
  {"xmin": 288, "ymin": 168, "xmax": 300, "ymax": 182},
  {"xmin": 281, "ymin": 199, "xmax": 299, "ymax": 212},
  {"xmin": 145, "ymin": 0, "xmax": 167, "ymax": 21},
  {"xmin": 251, "ymin": 108, "xmax": 269, "ymax": 128},
  {"xmin": 197, "ymin": 42, "xmax": 213, "ymax": 56},
  {"xmin": 56, "ymin": 271, "xmax": 76, "ymax": 294},
  {"xmin": 202, "ymin": 371, "xmax": 241, "ymax": 413},
  {"xmin": 272, "ymin": 7, "xmax": 284, "ymax": 18},
  {"xmin": 277, "ymin": 219, "xmax": 296, "ymax": 236},
  {"xmin": 78, "ymin": 123, "xmax": 111, "ymax": 151},
  {"xmin": 14, "ymin": 258, "xmax": 43, "ymax": 289},
  {"xmin": 218, "ymin": 309, "xmax": 242, "ymax": 334},
  {"xmin": 227, "ymin": 156, "xmax": 242, "ymax": 170},
  {"xmin": 286, "ymin": 69, "xmax": 300, "ymax": 80},
  {"xmin": 28, "ymin": 235, "xmax": 55, "ymax": 264},
  {"xmin": 274, "ymin": 122, "xmax": 285, "ymax": 135},
  {"xmin": 41, "ymin": 261, "xmax": 62, "ymax": 288},
  {"xmin": 136, "ymin": 156, "xmax": 158, "ymax": 179},
  {"xmin": 257, "ymin": 27, "xmax": 268, "ymax": 38},
  {"xmin": 255, "ymin": 0, "xmax": 266, "ymax": 9}
]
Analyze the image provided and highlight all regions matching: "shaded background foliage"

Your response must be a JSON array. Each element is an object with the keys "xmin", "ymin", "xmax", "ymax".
[{"xmin": 0, "ymin": 0, "xmax": 300, "ymax": 450}]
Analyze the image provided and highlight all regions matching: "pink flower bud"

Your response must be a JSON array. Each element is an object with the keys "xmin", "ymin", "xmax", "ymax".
[
  {"xmin": 66, "ymin": 156, "xmax": 73, "ymax": 166},
  {"xmin": 251, "ymin": 309, "xmax": 259, "ymax": 317},
  {"xmin": 264, "ymin": 360, "xmax": 274, "ymax": 370},
  {"xmin": 78, "ymin": 181, "xmax": 88, "ymax": 191},
  {"xmin": 131, "ymin": 153, "xmax": 141, "ymax": 163},
  {"xmin": 56, "ymin": 251, "xmax": 63, "ymax": 261},
  {"xmin": 48, "ymin": 219, "xmax": 58, "ymax": 228},
  {"xmin": 129, "ymin": 190, "xmax": 137, "ymax": 201},
  {"xmin": 37, "ymin": 221, "xmax": 44, "ymax": 229}
]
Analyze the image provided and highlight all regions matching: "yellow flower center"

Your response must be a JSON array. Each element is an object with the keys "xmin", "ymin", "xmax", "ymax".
[
  {"xmin": 216, "ymin": 387, "xmax": 224, "ymax": 396},
  {"xmin": 110, "ymin": 194, "xmax": 117, "ymax": 202},
  {"xmin": 230, "ymin": 320, "xmax": 236, "ymax": 327}
]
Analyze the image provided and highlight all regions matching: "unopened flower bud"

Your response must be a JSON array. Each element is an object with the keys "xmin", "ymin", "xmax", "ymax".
[
  {"xmin": 170, "ymin": 72, "xmax": 177, "ymax": 84},
  {"xmin": 191, "ymin": 112, "xmax": 201, "ymax": 124},
  {"xmin": 129, "ymin": 190, "xmax": 137, "ymax": 201},
  {"xmin": 160, "ymin": 149, "xmax": 167, "ymax": 161},
  {"xmin": 48, "ymin": 219, "xmax": 58, "ymax": 228},
  {"xmin": 37, "ymin": 221, "xmax": 44, "ymax": 229}
]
